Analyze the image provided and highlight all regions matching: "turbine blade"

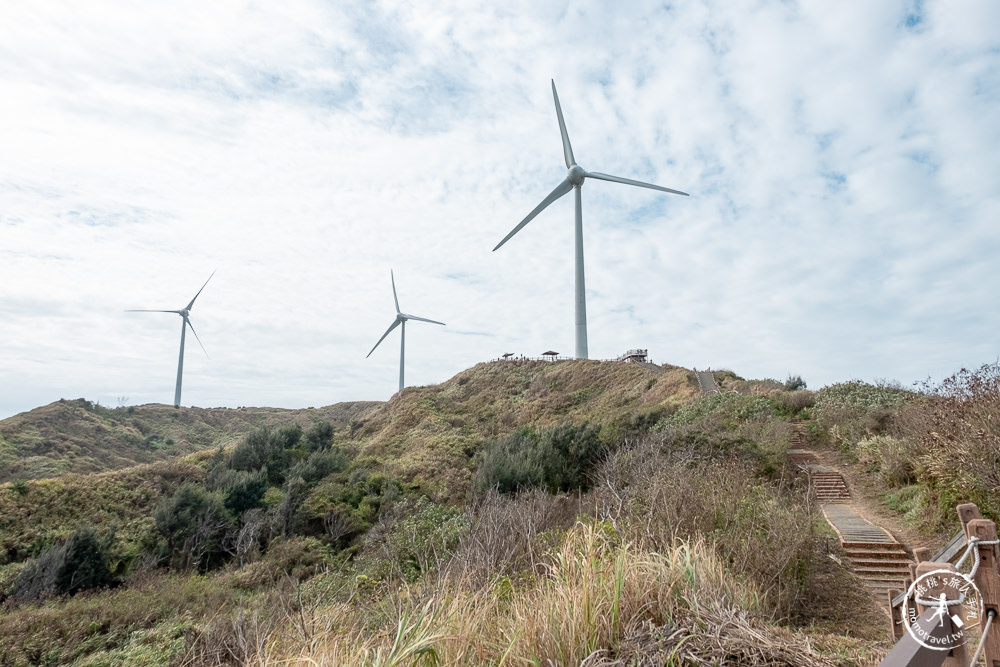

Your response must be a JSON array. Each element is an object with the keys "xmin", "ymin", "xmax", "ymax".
[
  {"xmin": 586, "ymin": 171, "xmax": 689, "ymax": 197},
  {"xmin": 551, "ymin": 80, "xmax": 575, "ymax": 168},
  {"xmin": 185, "ymin": 270, "xmax": 216, "ymax": 311},
  {"xmin": 186, "ymin": 317, "xmax": 209, "ymax": 358},
  {"xmin": 402, "ymin": 314, "xmax": 445, "ymax": 326},
  {"xmin": 493, "ymin": 177, "xmax": 573, "ymax": 251},
  {"xmin": 390, "ymin": 269, "xmax": 400, "ymax": 313},
  {"xmin": 367, "ymin": 319, "xmax": 401, "ymax": 358},
  {"xmin": 125, "ymin": 309, "xmax": 183, "ymax": 313}
]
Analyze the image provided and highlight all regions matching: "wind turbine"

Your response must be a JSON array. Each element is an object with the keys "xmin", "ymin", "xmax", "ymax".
[
  {"xmin": 126, "ymin": 271, "xmax": 214, "ymax": 407},
  {"xmin": 367, "ymin": 270, "xmax": 445, "ymax": 393},
  {"xmin": 494, "ymin": 80, "xmax": 689, "ymax": 359}
]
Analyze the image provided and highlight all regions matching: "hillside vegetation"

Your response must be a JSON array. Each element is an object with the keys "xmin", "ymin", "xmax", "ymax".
[
  {"xmin": 0, "ymin": 399, "xmax": 379, "ymax": 483},
  {"xmin": 343, "ymin": 360, "xmax": 696, "ymax": 498},
  {"xmin": 0, "ymin": 359, "xmax": 928, "ymax": 665}
]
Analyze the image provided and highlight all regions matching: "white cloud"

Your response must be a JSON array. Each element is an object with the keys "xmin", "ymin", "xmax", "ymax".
[{"xmin": 0, "ymin": 0, "xmax": 998, "ymax": 417}]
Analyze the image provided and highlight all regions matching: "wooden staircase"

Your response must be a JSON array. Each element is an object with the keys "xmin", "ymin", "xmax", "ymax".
[
  {"xmin": 789, "ymin": 421, "xmax": 913, "ymax": 606},
  {"xmin": 810, "ymin": 468, "xmax": 851, "ymax": 503},
  {"xmin": 840, "ymin": 541, "xmax": 914, "ymax": 600}
]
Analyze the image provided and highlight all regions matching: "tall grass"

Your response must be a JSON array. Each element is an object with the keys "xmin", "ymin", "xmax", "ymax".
[{"xmin": 269, "ymin": 523, "xmax": 833, "ymax": 666}]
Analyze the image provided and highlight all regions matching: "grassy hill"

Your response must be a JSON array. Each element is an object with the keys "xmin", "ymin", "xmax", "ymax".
[
  {"xmin": 0, "ymin": 360, "xmax": 697, "ymax": 568},
  {"xmin": 0, "ymin": 398, "xmax": 380, "ymax": 483},
  {"xmin": 0, "ymin": 358, "xmax": 923, "ymax": 665},
  {"xmin": 342, "ymin": 359, "xmax": 696, "ymax": 498}
]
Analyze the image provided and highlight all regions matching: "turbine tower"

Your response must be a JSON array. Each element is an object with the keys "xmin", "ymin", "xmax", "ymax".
[
  {"xmin": 127, "ymin": 271, "xmax": 214, "ymax": 407},
  {"xmin": 494, "ymin": 80, "xmax": 689, "ymax": 359},
  {"xmin": 367, "ymin": 270, "xmax": 445, "ymax": 393}
]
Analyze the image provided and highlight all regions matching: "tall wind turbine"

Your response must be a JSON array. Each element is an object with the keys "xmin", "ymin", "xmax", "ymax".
[
  {"xmin": 494, "ymin": 80, "xmax": 689, "ymax": 359},
  {"xmin": 367, "ymin": 270, "xmax": 445, "ymax": 393},
  {"xmin": 127, "ymin": 271, "xmax": 214, "ymax": 407}
]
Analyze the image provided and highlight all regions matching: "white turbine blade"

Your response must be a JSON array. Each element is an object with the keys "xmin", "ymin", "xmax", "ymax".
[
  {"xmin": 185, "ymin": 270, "xmax": 216, "ymax": 311},
  {"xmin": 367, "ymin": 319, "xmax": 401, "ymax": 357},
  {"xmin": 125, "ymin": 309, "xmax": 182, "ymax": 313},
  {"xmin": 494, "ymin": 177, "xmax": 573, "ymax": 251},
  {"xmin": 390, "ymin": 269, "xmax": 400, "ymax": 313},
  {"xmin": 402, "ymin": 313, "xmax": 445, "ymax": 326},
  {"xmin": 586, "ymin": 171, "xmax": 689, "ymax": 197},
  {"xmin": 186, "ymin": 317, "xmax": 209, "ymax": 358},
  {"xmin": 551, "ymin": 80, "xmax": 576, "ymax": 168}
]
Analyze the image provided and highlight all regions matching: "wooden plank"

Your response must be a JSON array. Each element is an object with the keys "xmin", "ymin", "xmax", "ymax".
[{"xmin": 877, "ymin": 607, "xmax": 957, "ymax": 667}]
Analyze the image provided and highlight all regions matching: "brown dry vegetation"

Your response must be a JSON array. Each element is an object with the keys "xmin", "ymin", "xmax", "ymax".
[{"xmin": 811, "ymin": 364, "xmax": 1000, "ymax": 531}]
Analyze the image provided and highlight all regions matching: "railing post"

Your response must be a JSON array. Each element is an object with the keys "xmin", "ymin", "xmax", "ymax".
[
  {"xmin": 915, "ymin": 561, "xmax": 966, "ymax": 666},
  {"xmin": 966, "ymin": 515, "xmax": 1000, "ymax": 666},
  {"xmin": 889, "ymin": 587, "xmax": 905, "ymax": 640}
]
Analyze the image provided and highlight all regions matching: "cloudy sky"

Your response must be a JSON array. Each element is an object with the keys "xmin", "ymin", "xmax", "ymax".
[{"xmin": 1, "ymin": 0, "xmax": 998, "ymax": 419}]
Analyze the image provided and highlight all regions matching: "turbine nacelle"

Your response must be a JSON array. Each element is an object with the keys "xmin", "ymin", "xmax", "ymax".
[{"xmin": 568, "ymin": 164, "xmax": 586, "ymax": 186}]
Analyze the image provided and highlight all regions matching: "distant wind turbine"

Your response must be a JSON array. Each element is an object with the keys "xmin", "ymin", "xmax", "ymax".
[
  {"xmin": 367, "ymin": 270, "xmax": 445, "ymax": 392},
  {"xmin": 494, "ymin": 79, "xmax": 689, "ymax": 359},
  {"xmin": 126, "ymin": 271, "xmax": 214, "ymax": 407}
]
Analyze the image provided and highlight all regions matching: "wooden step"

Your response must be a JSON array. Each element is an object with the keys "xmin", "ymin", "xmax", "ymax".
[{"xmin": 841, "ymin": 541, "xmax": 903, "ymax": 550}]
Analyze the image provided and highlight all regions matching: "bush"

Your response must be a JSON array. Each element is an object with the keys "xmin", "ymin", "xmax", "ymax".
[
  {"xmin": 784, "ymin": 375, "xmax": 807, "ymax": 391},
  {"xmin": 769, "ymin": 390, "xmax": 814, "ymax": 418},
  {"xmin": 305, "ymin": 422, "xmax": 335, "ymax": 451},
  {"xmin": 361, "ymin": 497, "xmax": 468, "ymax": 582},
  {"xmin": 473, "ymin": 423, "xmax": 604, "ymax": 495},
  {"xmin": 855, "ymin": 435, "xmax": 916, "ymax": 487},
  {"xmin": 812, "ymin": 380, "xmax": 913, "ymax": 452},
  {"xmin": 153, "ymin": 484, "xmax": 232, "ymax": 572},
  {"xmin": 228, "ymin": 426, "xmax": 302, "ymax": 485},
  {"xmin": 591, "ymin": 436, "xmax": 816, "ymax": 618},
  {"xmin": 655, "ymin": 392, "xmax": 772, "ymax": 430},
  {"xmin": 9, "ymin": 526, "xmax": 114, "ymax": 601},
  {"xmin": 911, "ymin": 364, "xmax": 1000, "ymax": 523},
  {"xmin": 221, "ymin": 470, "xmax": 269, "ymax": 516}
]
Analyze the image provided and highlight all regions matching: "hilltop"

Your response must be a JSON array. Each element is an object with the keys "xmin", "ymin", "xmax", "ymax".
[
  {"xmin": 341, "ymin": 359, "xmax": 696, "ymax": 498},
  {"xmin": 0, "ymin": 399, "xmax": 379, "ymax": 483}
]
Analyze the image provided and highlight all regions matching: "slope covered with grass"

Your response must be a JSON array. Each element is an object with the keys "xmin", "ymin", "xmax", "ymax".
[
  {"xmin": 0, "ymin": 359, "xmax": 903, "ymax": 665},
  {"xmin": 343, "ymin": 359, "xmax": 696, "ymax": 498},
  {"xmin": 0, "ymin": 398, "xmax": 379, "ymax": 483}
]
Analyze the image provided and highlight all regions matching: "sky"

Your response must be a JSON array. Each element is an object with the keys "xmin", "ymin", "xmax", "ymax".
[{"xmin": 1, "ymin": 0, "xmax": 999, "ymax": 419}]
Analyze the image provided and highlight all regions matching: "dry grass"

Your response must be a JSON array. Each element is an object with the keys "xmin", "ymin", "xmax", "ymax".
[{"xmin": 261, "ymin": 523, "xmax": 840, "ymax": 666}]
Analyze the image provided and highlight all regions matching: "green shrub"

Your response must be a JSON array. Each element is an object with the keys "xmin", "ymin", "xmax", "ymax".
[
  {"xmin": 9, "ymin": 526, "xmax": 114, "ymax": 601},
  {"xmin": 784, "ymin": 375, "xmax": 807, "ymax": 391},
  {"xmin": 362, "ymin": 497, "xmax": 468, "ymax": 582},
  {"xmin": 305, "ymin": 421, "xmax": 335, "ymax": 451},
  {"xmin": 656, "ymin": 392, "xmax": 772, "ymax": 430},
  {"xmin": 855, "ymin": 435, "xmax": 916, "ymax": 486},
  {"xmin": 153, "ymin": 484, "xmax": 232, "ymax": 572},
  {"xmin": 473, "ymin": 423, "xmax": 604, "ymax": 495},
  {"xmin": 228, "ymin": 426, "xmax": 302, "ymax": 484},
  {"xmin": 287, "ymin": 447, "xmax": 348, "ymax": 484},
  {"xmin": 221, "ymin": 469, "xmax": 268, "ymax": 516},
  {"xmin": 812, "ymin": 381, "xmax": 913, "ymax": 453},
  {"xmin": 768, "ymin": 390, "xmax": 814, "ymax": 418}
]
